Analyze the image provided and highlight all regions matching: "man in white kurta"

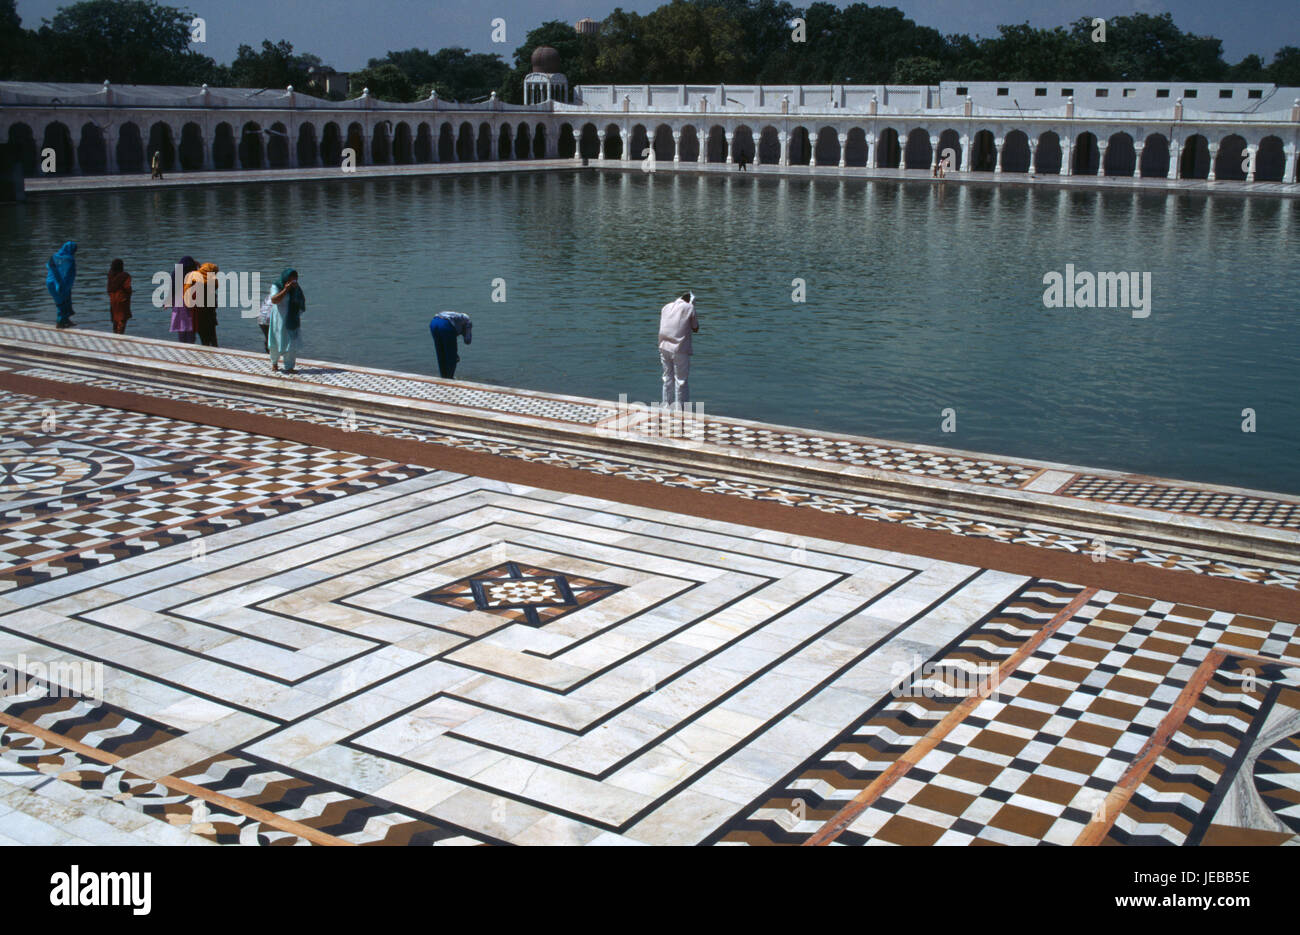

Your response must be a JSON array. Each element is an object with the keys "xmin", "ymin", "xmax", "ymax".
[{"xmin": 658, "ymin": 292, "xmax": 699, "ymax": 407}]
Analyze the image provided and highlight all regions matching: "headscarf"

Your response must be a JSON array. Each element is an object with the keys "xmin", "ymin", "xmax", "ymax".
[
  {"xmin": 173, "ymin": 257, "xmax": 198, "ymax": 311},
  {"xmin": 107, "ymin": 258, "xmax": 130, "ymax": 294},
  {"xmin": 185, "ymin": 262, "xmax": 219, "ymax": 310},
  {"xmin": 45, "ymin": 241, "xmax": 77, "ymax": 305},
  {"xmin": 274, "ymin": 267, "xmax": 305, "ymax": 328}
]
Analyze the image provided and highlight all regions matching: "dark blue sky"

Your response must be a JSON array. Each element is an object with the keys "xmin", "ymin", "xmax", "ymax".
[{"xmin": 14, "ymin": 0, "xmax": 1300, "ymax": 71}]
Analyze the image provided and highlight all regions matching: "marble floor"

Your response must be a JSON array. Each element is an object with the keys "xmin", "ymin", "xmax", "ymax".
[{"xmin": 0, "ymin": 343, "xmax": 1296, "ymax": 845}]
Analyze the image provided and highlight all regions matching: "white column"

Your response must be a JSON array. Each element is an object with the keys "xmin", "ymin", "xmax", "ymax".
[
  {"xmin": 994, "ymin": 138, "xmax": 1004, "ymax": 174},
  {"xmin": 838, "ymin": 133, "xmax": 848, "ymax": 168},
  {"xmin": 1027, "ymin": 141, "xmax": 1037, "ymax": 173},
  {"xmin": 698, "ymin": 133, "xmax": 707, "ymax": 164},
  {"xmin": 104, "ymin": 129, "xmax": 118, "ymax": 173},
  {"xmin": 596, "ymin": 129, "xmax": 606, "ymax": 160},
  {"xmin": 1284, "ymin": 144, "xmax": 1298, "ymax": 185},
  {"xmin": 809, "ymin": 135, "xmax": 817, "ymax": 168},
  {"xmin": 928, "ymin": 136, "xmax": 938, "ymax": 172},
  {"xmin": 1061, "ymin": 139, "xmax": 1072, "ymax": 176},
  {"xmin": 866, "ymin": 134, "xmax": 875, "ymax": 169},
  {"xmin": 1245, "ymin": 144, "xmax": 1258, "ymax": 182},
  {"xmin": 672, "ymin": 131, "xmax": 681, "ymax": 163},
  {"xmin": 620, "ymin": 125, "xmax": 630, "ymax": 162},
  {"xmin": 1097, "ymin": 143, "xmax": 1108, "ymax": 177},
  {"xmin": 1207, "ymin": 142, "xmax": 1219, "ymax": 181},
  {"xmin": 1132, "ymin": 142, "xmax": 1144, "ymax": 178},
  {"xmin": 779, "ymin": 131, "xmax": 789, "ymax": 167},
  {"xmin": 959, "ymin": 135, "xmax": 970, "ymax": 172},
  {"xmin": 724, "ymin": 131, "xmax": 733, "ymax": 164},
  {"xmin": 1167, "ymin": 139, "xmax": 1180, "ymax": 179}
]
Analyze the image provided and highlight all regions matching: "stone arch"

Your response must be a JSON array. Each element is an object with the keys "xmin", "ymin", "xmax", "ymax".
[
  {"xmin": 267, "ymin": 121, "xmax": 290, "ymax": 168},
  {"xmin": 1103, "ymin": 132, "xmax": 1135, "ymax": 177},
  {"xmin": 7, "ymin": 122, "xmax": 37, "ymax": 175},
  {"xmin": 42, "ymin": 122, "xmax": 75, "ymax": 174},
  {"xmin": 117, "ymin": 121, "xmax": 146, "ymax": 173},
  {"xmin": 1001, "ymin": 130, "xmax": 1031, "ymax": 173},
  {"xmin": 457, "ymin": 122, "xmax": 474, "ymax": 161},
  {"xmin": 393, "ymin": 121, "xmax": 413, "ymax": 164},
  {"xmin": 1072, "ymin": 131, "xmax": 1099, "ymax": 175},
  {"xmin": 937, "ymin": 128, "xmax": 962, "ymax": 170},
  {"xmin": 556, "ymin": 125, "xmax": 577, "ymax": 159},
  {"xmin": 371, "ymin": 122, "xmax": 391, "ymax": 164},
  {"xmin": 1179, "ymin": 134, "xmax": 1210, "ymax": 179},
  {"xmin": 533, "ymin": 123, "xmax": 546, "ymax": 158},
  {"xmin": 346, "ymin": 122, "xmax": 366, "ymax": 165},
  {"xmin": 146, "ymin": 121, "xmax": 174, "ymax": 172},
  {"xmin": 758, "ymin": 126, "xmax": 780, "ymax": 165},
  {"xmin": 321, "ymin": 122, "xmax": 343, "ymax": 166},
  {"xmin": 815, "ymin": 126, "xmax": 841, "ymax": 165},
  {"xmin": 970, "ymin": 130, "xmax": 996, "ymax": 171},
  {"xmin": 788, "ymin": 126, "xmax": 811, "ymax": 165},
  {"xmin": 497, "ymin": 123, "xmax": 513, "ymax": 160},
  {"xmin": 628, "ymin": 124, "xmax": 650, "ymax": 161},
  {"xmin": 903, "ymin": 128, "xmax": 931, "ymax": 169},
  {"xmin": 210, "ymin": 121, "xmax": 234, "ymax": 170},
  {"xmin": 578, "ymin": 123, "xmax": 599, "ymax": 159},
  {"xmin": 514, "ymin": 122, "xmax": 530, "ymax": 159},
  {"xmin": 1139, "ymin": 133, "xmax": 1169, "ymax": 177},
  {"xmin": 1255, "ymin": 135, "xmax": 1285, "ymax": 182},
  {"xmin": 414, "ymin": 122, "xmax": 433, "ymax": 162},
  {"xmin": 238, "ymin": 121, "xmax": 263, "ymax": 169},
  {"xmin": 602, "ymin": 123, "xmax": 622, "ymax": 160},
  {"xmin": 558, "ymin": 123, "xmax": 576, "ymax": 158},
  {"xmin": 1035, "ymin": 131, "xmax": 1061, "ymax": 174},
  {"xmin": 652, "ymin": 123, "xmax": 674, "ymax": 161},
  {"xmin": 732, "ymin": 125, "xmax": 755, "ymax": 165},
  {"xmin": 77, "ymin": 122, "xmax": 106, "ymax": 174},
  {"xmin": 437, "ymin": 122, "xmax": 455, "ymax": 161},
  {"xmin": 296, "ymin": 122, "xmax": 318, "ymax": 168},
  {"xmin": 844, "ymin": 127, "xmax": 868, "ymax": 167},
  {"xmin": 876, "ymin": 128, "xmax": 900, "ymax": 168},
  {"xmin": 705, "ymin": 125, "xmax": 726, "ymax": 163},
  {"xmin": 1214, "ymin": 134, "xmax": 1248, "ymax": 181},
  {"xmin": 180, "ymin": 121, "xmax": 204, "ymax": 170},
  {"xmin": 678, "ymin": 125, "xmax": 699, "ymax": 162},
  {"xmin": 476, "ymin": 122, "xmax": 492, "ymax": 160}
]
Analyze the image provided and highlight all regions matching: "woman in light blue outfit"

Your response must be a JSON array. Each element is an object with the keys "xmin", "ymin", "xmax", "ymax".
[
  {"xmin": 46, "ymin": 241, "xmax": 77, "ymax": 328},
  {"xmin": 267, "ymin": 268, "xmax": 305, "ymax": 373}
]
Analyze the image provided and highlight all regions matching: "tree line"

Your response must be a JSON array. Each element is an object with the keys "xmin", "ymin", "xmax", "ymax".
[{"xmin": 1, "ymin": 0, "xmax": 1297, "ymax": 103}]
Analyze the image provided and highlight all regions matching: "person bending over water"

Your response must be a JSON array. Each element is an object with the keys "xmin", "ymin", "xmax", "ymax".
[
  {"xmin": 107, "ymin": 259, "xmax": 132, "ymax": 334},
  {"xmin": 46, "ymin": 241, "xmax": 77, "ymax": 329},
  {"xmin": 267, "ymin": 268, "xmax": 306, "ymax": 374},
  {"xmin": 429, "ymin": 311, "xmax": 472, "ymax": 379}
]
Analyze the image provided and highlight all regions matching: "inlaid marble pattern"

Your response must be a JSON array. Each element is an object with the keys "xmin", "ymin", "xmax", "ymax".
[
  {"xmin": 6, "ymin": 374, "xmax": 1298, "ymax": 593},
  {"xmin": 714, "ymin": 589, "xmax": 1300, "ymax": 845},
  {"xmin": 0, "ymin": 323, "xmax": 615, "ymax": 424},
  {"xmin": 6, "ymin": 322, "xmax": 1298, "ymax": 534},
  {"xmin": 1064, "ymin": 474, "xmax": 1300, "ymax": 531},
  {"xmin": 0, "ymin": 390, "xmax": 429, "ymax": 590}
]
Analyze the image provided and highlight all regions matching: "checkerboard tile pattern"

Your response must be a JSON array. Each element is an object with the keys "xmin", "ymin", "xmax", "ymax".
[
  {"xmin": 1063, "ymin": 474, "xmax": 1300, "ymax": 530},
  {"xmin": 712, "ymin": 589, "xmax": 1300, "ymax": 846}
]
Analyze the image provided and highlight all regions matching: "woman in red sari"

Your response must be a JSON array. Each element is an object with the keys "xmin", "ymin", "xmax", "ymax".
[{"xmin": 106, "ymin": 259, "xmax": 132, "ymax": 334}]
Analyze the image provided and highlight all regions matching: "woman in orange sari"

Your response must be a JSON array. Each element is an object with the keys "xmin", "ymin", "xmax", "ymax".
[{"xmin": 106, "ymin": 259, "xmax": 132, "ymax": 334}]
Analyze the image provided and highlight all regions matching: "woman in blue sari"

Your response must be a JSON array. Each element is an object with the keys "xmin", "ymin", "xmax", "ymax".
[
  {"xmin": 46, "ymin": 241, "xmax": 77, "ymax": 328},
  {"xmin": 267, "ymin": 268, "xmax": 306, "ymax": 373}
]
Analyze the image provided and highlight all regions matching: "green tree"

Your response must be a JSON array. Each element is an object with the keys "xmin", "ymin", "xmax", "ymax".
[
  {"xmin": 31, "ymin": 0, "xmax": 218, "ymax": 84},
  {"xmin": 892, "ymin": 56, "xmax": 942, "ymax": 85},
  {"xmin": 229, "ymin": 39, "xmax": 318, "ymax": 90},
  {"xmin": 1265, "ymin": 46, "xmax": 1300, "ymax": 86},
  {"xmin": 349, "ymin": 63, "xmax": 414, "ymax": 101}
]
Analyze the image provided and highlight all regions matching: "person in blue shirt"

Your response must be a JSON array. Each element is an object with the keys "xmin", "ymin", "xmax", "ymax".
[{"xmin": 430, "ymin": 311, "xmax": 472, "ymax": 378}]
